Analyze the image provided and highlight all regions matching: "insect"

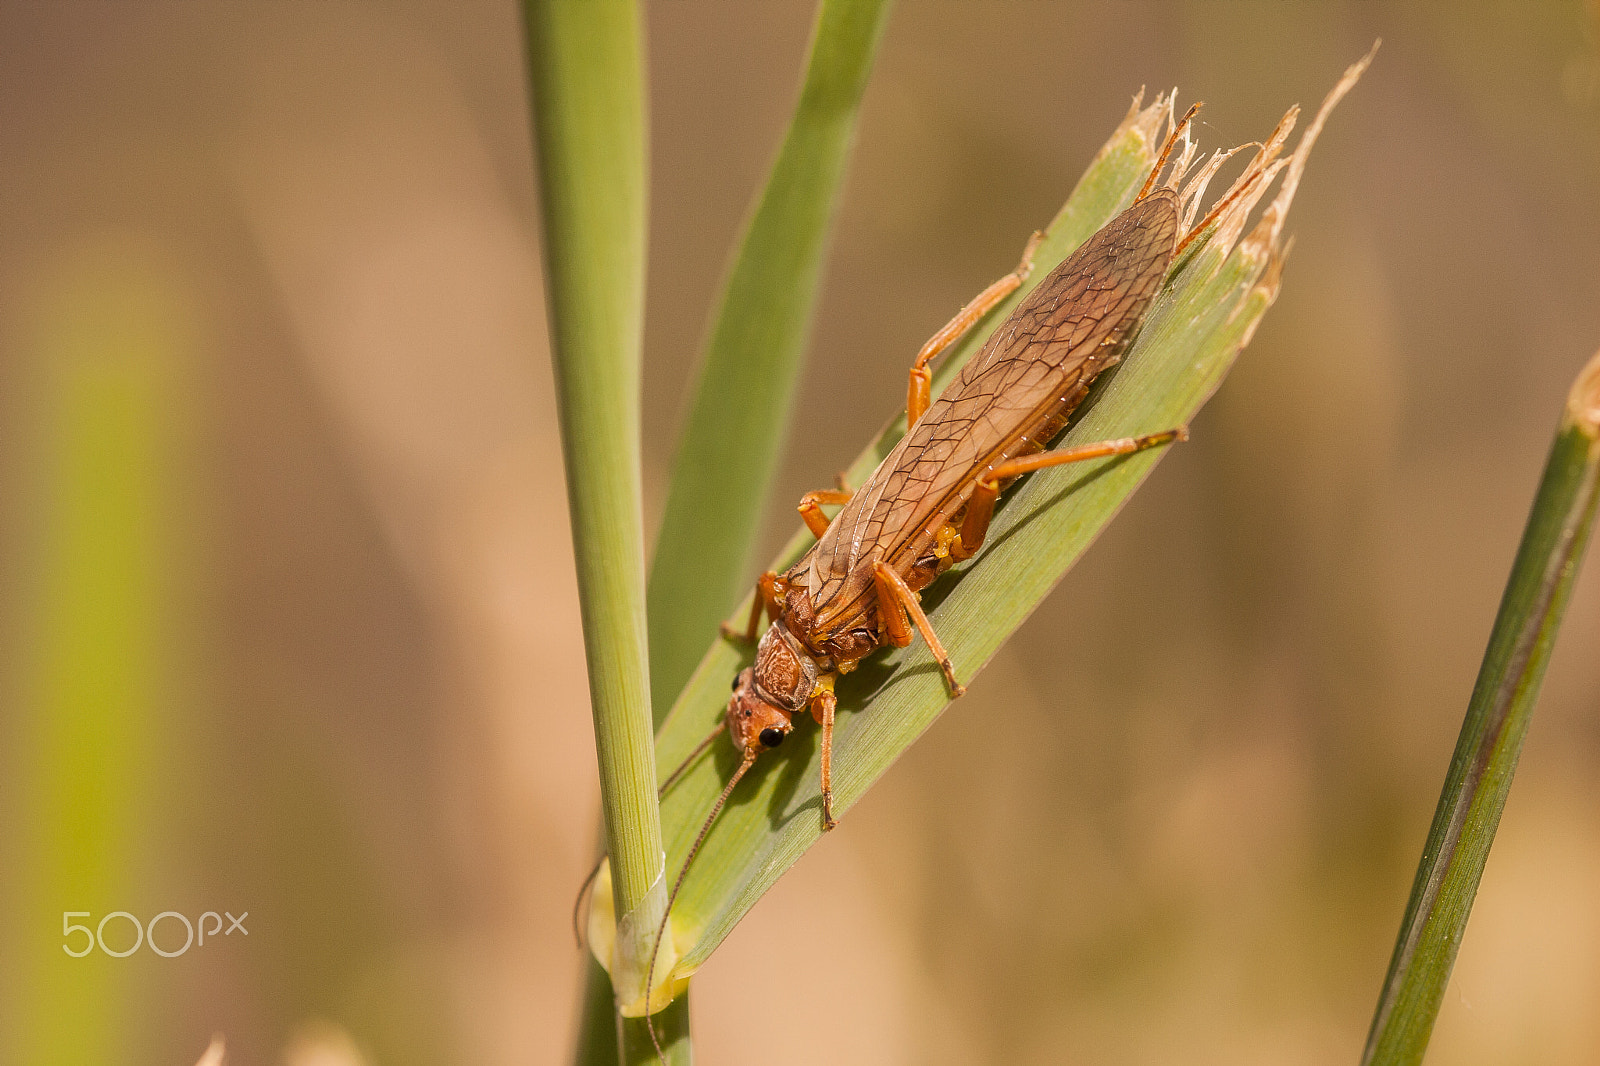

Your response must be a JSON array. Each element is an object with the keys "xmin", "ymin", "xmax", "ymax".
[
  {"xmin": 715, "ymin": 102, "xmax": 1222, "ymax": 823},
  {"xmin": 634, "ymin": 100, "xmax": 1266, "ymax": 1047}
]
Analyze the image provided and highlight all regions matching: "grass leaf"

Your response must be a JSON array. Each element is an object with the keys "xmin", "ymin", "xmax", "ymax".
[
  {"xmin": 647, "ymin": 0, "xmax": 895, "ymax": 719},
  {"xmin": 521, "ymin": 0, "xmax": 667, "ymax": 1050},
  {"xmin": 612, "ymin": 52, "xmax": 1376, "ymax": 993}
]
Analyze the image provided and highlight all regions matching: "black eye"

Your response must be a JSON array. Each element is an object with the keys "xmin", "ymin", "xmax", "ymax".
[
  {"xmin": 759, "ymin": 727, "xmax": 785, "ymax": 748},
  {"xmin": 731, "ymin": 673, "xmax": 741, "ymax": 692}
]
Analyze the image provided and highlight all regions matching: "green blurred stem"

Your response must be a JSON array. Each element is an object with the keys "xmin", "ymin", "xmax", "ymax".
[
  {"xmin": 521, "ymin": 0, "xmax": 666, "ymax": 1054},
  {"xmin": 3, "ymin": 252, "xmax": 186, "ymax": 1066},
  {"xmin": 1362, "ymin": 348, "xmax": 1600, "ymax": 1065},
  {"xmin": 647, "ymin": 0, "xmax": 894, "ymax": 719},
  {"xmin": 620, "ymin": 998, "xmax": 690, "ymax": 1064},
  {"xmin": 572, "ymin": 958, "xmax": 691, "ymax": 1066},
  {"xmin": 572, "ymin": 958, "xmax": 619, "ymax": 1066}
]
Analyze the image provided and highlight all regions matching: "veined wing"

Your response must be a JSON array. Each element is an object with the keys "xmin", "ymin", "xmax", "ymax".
[{"xmin": 797, "ymin": 189, "xmax": 1181, "ymax": 633}]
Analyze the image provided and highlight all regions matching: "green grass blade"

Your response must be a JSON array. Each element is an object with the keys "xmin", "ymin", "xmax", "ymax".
[
  {"xmin": 615, "ymin": 54, "xmax": 1376, "ymax": 992},
  {"xmin": 647, "ymin": 0, "xmax": 894, "ymax": 719},
  {"xmin": 2, "ymin": 246, "xmax": 189, "ymax": 1066},
  {"xmin": 1360, "ymin": 348, "xmax": 1600, "ymax": 1066},
  {"xmin": 521, "ymin": 0, "xmax": 668, "ymax": 1047}
]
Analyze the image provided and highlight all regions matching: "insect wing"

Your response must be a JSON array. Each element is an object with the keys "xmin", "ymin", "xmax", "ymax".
[{"xmin": 798, "ymin": 191, "xmax": 1181, "ymax": 632}]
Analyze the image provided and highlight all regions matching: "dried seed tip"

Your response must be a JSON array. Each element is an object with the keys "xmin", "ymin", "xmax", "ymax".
[
  {"xmin": 1180, "ymin": 144, "xmax": 1255, "ymax": 231},
  {"xmin": 1114, "ymin": 89, "xmax": 1171, "ymax": 165},
  {"xmin": 1169, "ymin": 127, "xmax": 1201, "ymax": 188},
  {"xmin": 1263, "ymin": 236, "xmax": 1296, "ymax": 296},
  {"xmin": 1259, "ymin": 41, "xmax": 1380, "ymax": 250},
  {"xmin": 1183, "ymin": 154, "xmax": 1286, "ymax": 269},
  {"xmin": 1121, "ymin": 86, "xmax": 1147, "ymax": 126},
  {"xmin": 1260, "ymin": 105, "xmax": 1301, "ymax": 171},
  {"xmin": 1233, "ymin": 238, "xmax": 1294, "ymax": 347},
  {"xmin": 1139, "ymin": 101, "xmax": 1204, "ymax": 201},
  {"xmin": 1565, "ymin": 347, "xmax": 1600, "ymax": 437}
]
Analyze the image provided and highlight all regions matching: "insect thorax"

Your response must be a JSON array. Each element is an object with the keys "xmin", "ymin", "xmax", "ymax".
[
  {"xmin": 753, "ymin": 621, "xmax": 820, "ymax": 711},
  {"xmin": 777, "ymin": 571, "xmax": 883, "ymax": 670}
]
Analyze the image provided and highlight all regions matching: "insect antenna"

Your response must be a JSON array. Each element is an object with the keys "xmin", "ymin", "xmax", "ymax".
[
  {"xmin": 572, "ymin": 720, "xmax": 730, "ymax": 948},
  {"xmin": 1136, "ymin": 101, "xmax": 1203, "ymax": 203},
  {"xmin": 658, "ymin": 719, "xmax": 729, "ymax": 795},
  {"xmin": 571, "ymin": 859, "xmax": 605, "ymax": 951},
  {"xmin": 644, "ymin": 747, "xmax": 760, "ymax": 1060}
]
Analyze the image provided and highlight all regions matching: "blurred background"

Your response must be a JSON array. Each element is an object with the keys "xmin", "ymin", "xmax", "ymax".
[{"xmin": 2, "ymin": 2, "xmax": 1598, "ymax": 1064}]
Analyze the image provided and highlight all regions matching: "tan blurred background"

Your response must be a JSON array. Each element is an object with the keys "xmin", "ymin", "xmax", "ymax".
[{"xmin": 2, "ymin": 2, "xmax": 1598, "ymax": 1064}]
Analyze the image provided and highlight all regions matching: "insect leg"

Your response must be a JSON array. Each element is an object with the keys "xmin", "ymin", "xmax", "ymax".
[
  {"xmin": 872, "ymin": 561, "xmax": 965, "ymax": 697},
  {"xmin": 720, "ymin": 570, "xmax": 782, "ymax": 643},
  {"xmin": 810, "ymin": 685, "xmax": 839, "ymax": 830},
  {"xmin": 906, "ymin": 229, "xmax": 1045, "ymax": 428},
  {"xmin": 952, "ymin": 427, "xmax": 1188, "ymax": 562},
  {"xmin": 797, "ymin": 488, "xmax": 853, "ymax": 538}
]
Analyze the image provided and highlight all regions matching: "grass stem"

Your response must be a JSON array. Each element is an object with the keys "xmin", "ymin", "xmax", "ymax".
[
  {"xmin": 521, "ymin": 0, "xmax": 670, "ymax": 1057},
  {"xmin": 1361, "ymin": 346, "xmax": 1600, "ymax": 1065}
]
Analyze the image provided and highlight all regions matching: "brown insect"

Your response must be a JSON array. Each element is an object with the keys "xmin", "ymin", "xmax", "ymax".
[
  {"xmin": 714, "ymin": 104, "xmax": 1221, "ymax": 820},
  {"xmin": 636, "ymin": 100, "xmax": 1266, "ymax": 1045}
]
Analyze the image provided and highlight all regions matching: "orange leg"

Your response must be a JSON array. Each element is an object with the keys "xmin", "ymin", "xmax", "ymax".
[
  {"xmin": 952, "ymin": 427, "xmax": 1188, "ymax": 562},
  {"xmin": 810, "ymin": 685, "xmax": 838, "ymax": 830},
  {"xmin": 871, "ymin": 561, "xmax": 965, "ymax": 697},
  {"xmin": 797, "ymin": 488, "xmax": 853, "ymax": 539},
  {"xmin": 907, "ymin": 230, "xmax": 1045, "ymax": 429},
  {"xmin": 721, "ymin": 570, "xmax": 783, "ymax": 643}
]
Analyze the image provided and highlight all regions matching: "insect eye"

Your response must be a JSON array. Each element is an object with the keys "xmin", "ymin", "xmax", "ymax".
[
  {"xmin": 759, "ymin": 727, "xmax": 785, "ymax": 749},
  {"xmin": 731, "ymin": 673, "xmax": 741, "ymax": 692}
]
